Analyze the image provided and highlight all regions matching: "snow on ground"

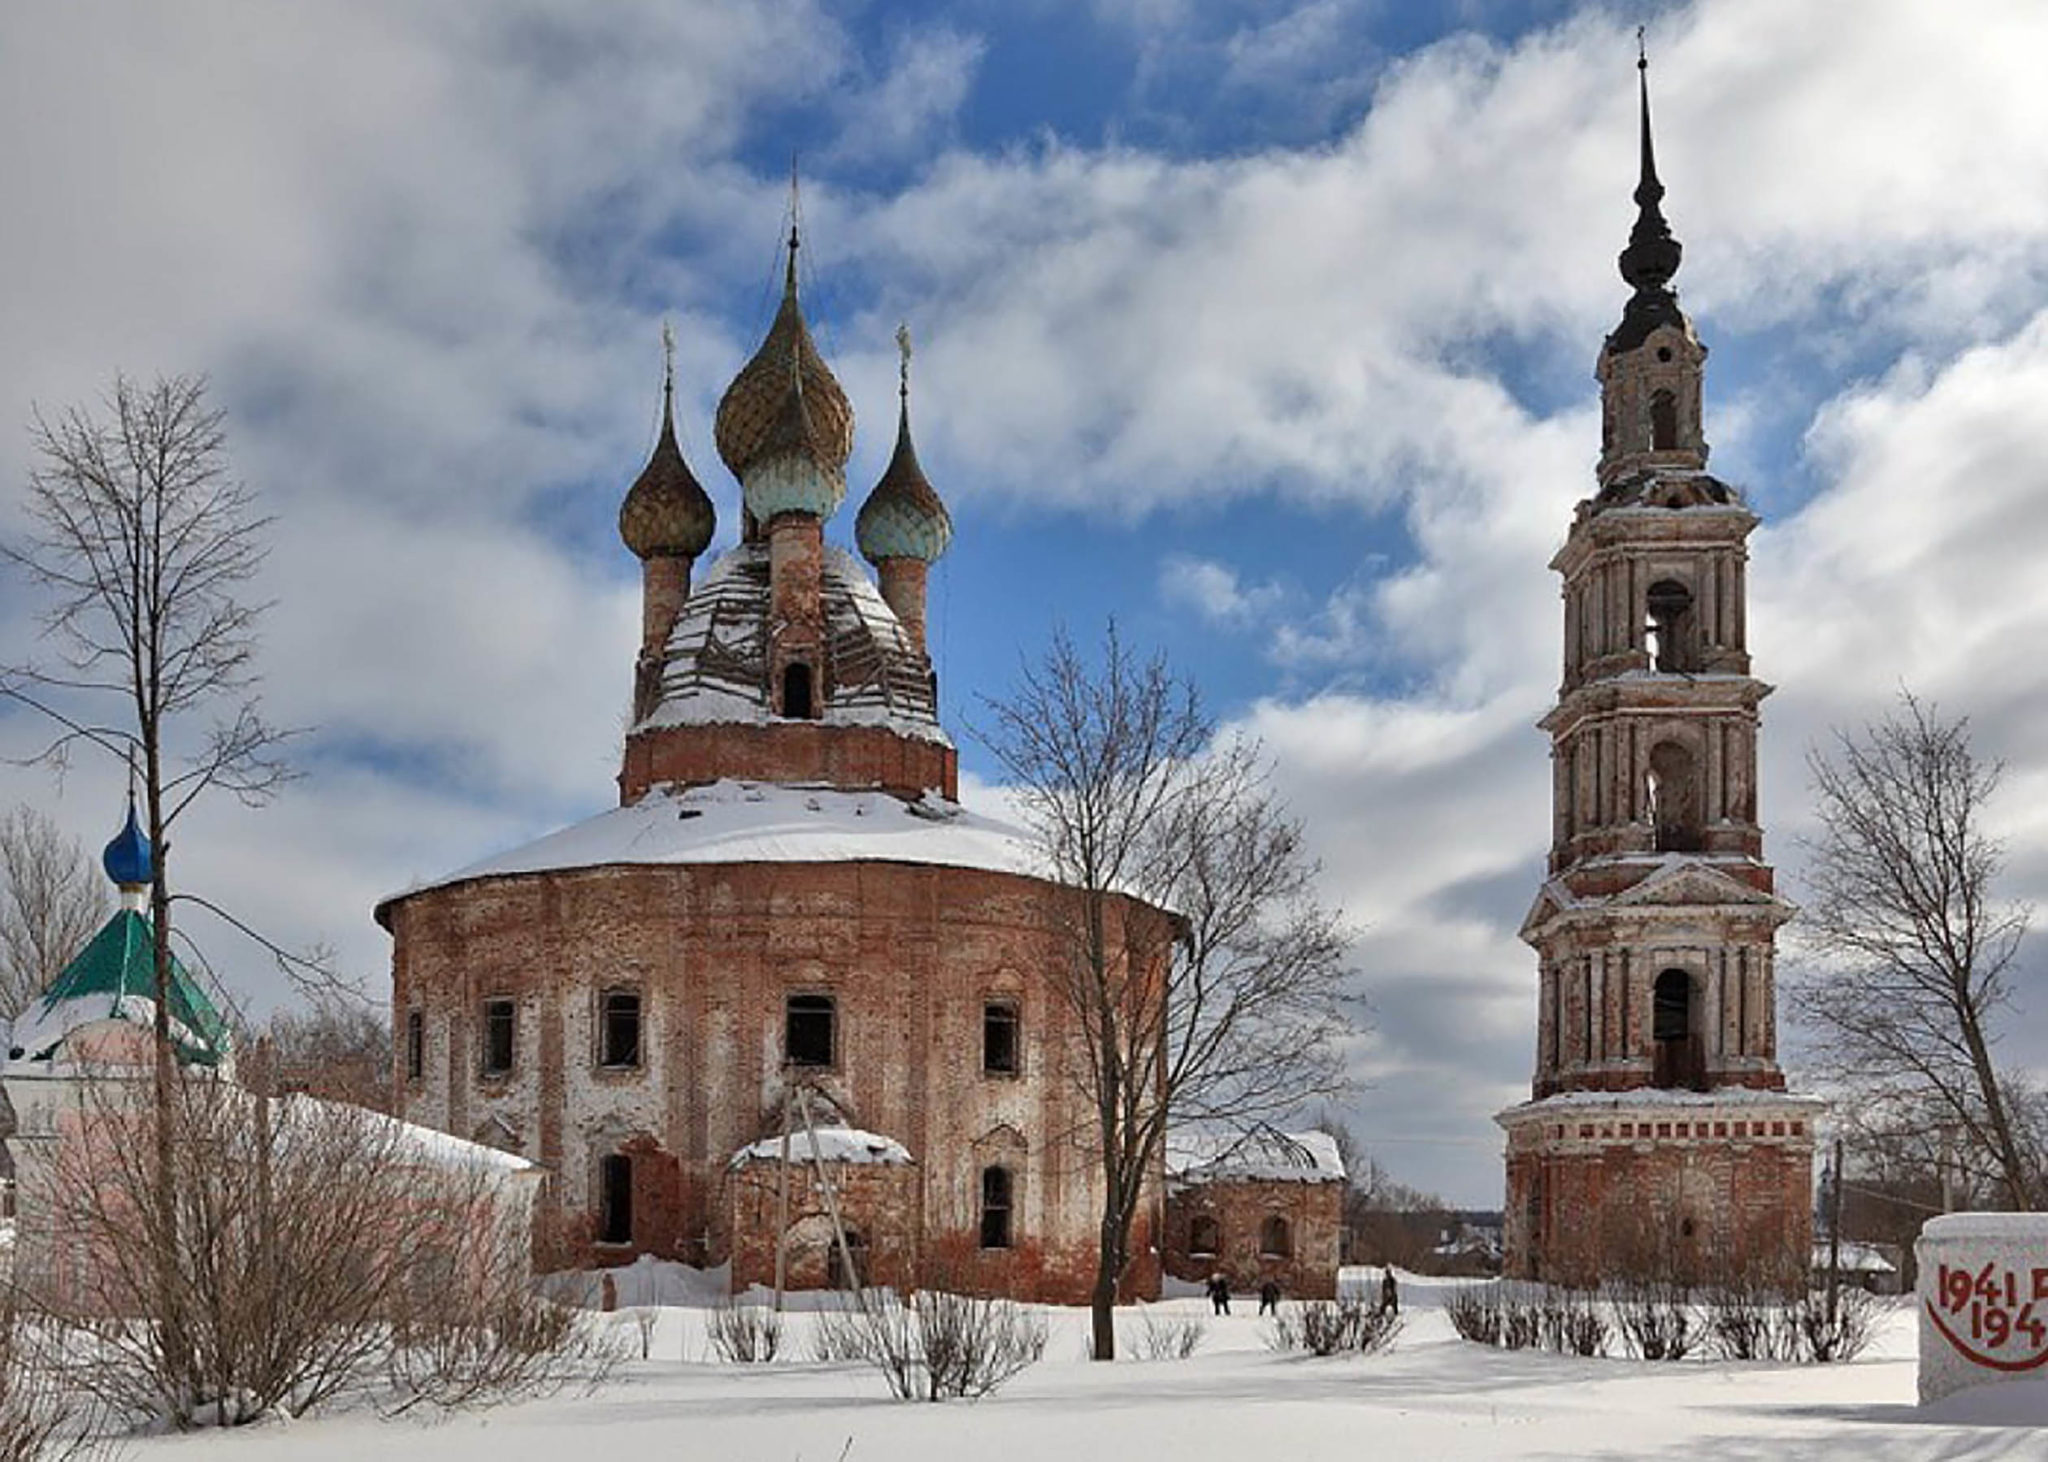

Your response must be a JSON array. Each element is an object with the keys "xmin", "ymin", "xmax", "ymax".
[{"xmin": 132, "ymin": 1269, "xmax": 2047, "ymax": 1462}]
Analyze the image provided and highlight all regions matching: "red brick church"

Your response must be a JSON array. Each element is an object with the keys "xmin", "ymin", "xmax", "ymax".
[{"xmin": 377, "ymin": 232, "xmax": 1281, "ymax": 1301}]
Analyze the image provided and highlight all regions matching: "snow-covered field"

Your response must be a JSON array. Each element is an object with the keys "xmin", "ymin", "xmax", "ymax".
[{"xmin": 133, "ymin": 1271, "xmax": 2046, "ymax": 1461}]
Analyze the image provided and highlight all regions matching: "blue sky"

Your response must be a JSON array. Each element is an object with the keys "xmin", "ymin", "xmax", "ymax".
[{"xmin": 5, "ymin": 0, "xmax": 2048, "ymax": 1206}]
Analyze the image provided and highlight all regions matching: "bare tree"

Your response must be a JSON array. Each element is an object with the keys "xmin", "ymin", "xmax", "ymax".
[
  {"xmin": 2, "ymin": 372, "xmax": 295, "ymax": 1380},
  {"xmin": 1791, "ymin": 692, "xmax": 2035, "ymax": 1210},
  {"xmin": 264, "ymin": 995, "xmax": 394, "ymax": 1113},
  {"xmin": 981, "ymin": 625, "xmax": 1352, "ymax": 1360},
  {"xmin": 0, "ymin": 805, "xmax": 109, "ymax": 1019}
]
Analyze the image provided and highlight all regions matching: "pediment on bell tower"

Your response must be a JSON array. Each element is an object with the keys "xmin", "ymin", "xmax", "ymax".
[{"xmin": 1610, "ymin": 859, "xmax": 1788, "ymax": 911}]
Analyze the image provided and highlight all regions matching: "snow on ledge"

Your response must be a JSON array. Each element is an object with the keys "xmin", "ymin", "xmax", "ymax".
[
  {"xmin": 730, "ymin": 1126, "xmax": 913, "ymax": 1168},
  {"xmin": 384, "ymin": 780, "xmax": 1052, "ymax": 906},
  {"xmin": 1166, "ymin": 1128, "xmax": 1345, "ymax": 1184}
]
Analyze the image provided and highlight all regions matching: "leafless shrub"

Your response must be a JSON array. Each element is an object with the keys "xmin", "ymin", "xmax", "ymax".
[
  {"xmin": 1792, "ymin": 1288, "xmax": 1880, "ymax": 1363},
  {"xmin": 1265, "ymin": 1296, "xmax": 1401, "ymax": 1358},
  {"xmin": 1445, "ymin": 1283, "xmax": 1607, "ymax": 1357},
  {"xmin": 1605, "ymin": 1277, "xmax": 1699, "ymax": 1361},
  {"xmin": 807, "ymin": 1300, "xmax": 873, "ymax": 1364},
  {"xmin": 1125, "ymin": 1309, "xmax": 1205, "ymax": 1361},
  {"xmin": 25, "ymin": 1072, "xmax": 600, "ymax": 1427},
  {"xmin": 705, "ymin": 1301, "xmax": 782, "ymax": 1364},
  {"xmin": 828, "ymin": 1287, "xmax": 1046, "ymax": 1401},
  {"xmin": 1443, "ymin": 1285, "xmax": 1503, "ymax": 1347},
  {"xmin": 0, "ymin": 1289, "xmax": 109, "ymax": 1462}
]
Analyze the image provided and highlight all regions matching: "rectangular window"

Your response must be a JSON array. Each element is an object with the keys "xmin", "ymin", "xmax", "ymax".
[
  {"xmin": 982, "ymin": 1001, "xmax": 1019, "ymax": 1076},
  {"xmin": 481, "ymin": 997, "xmax": 516, "ymax": 1077},
  {"xmin": 599, "ymin": 989, "xmax": 642, "ymax": 1068},
  {"xmin": 980, "ymin": 1166, "xmax": 1013, "ymax": 1250},
  {"xmin": 785, "ymin": 993, "xmax": 835, "ymax": 1068},
  {"xmin": 405, "ymin": 1009, "xmax": 424, "ymax": 1082}
]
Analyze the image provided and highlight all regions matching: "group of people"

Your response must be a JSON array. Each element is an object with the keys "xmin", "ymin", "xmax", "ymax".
[{"xmin": 1202, "ymin": 1266, "xmax": 1399, "ymax": 1317}]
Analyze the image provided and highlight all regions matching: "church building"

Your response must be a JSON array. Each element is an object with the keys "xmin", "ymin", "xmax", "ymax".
[
  {"xmin": 1496, "ymin": 60, "xmax": 1823, "ymax": 1287},
  {"xmin": 376, "ymin": 230, "xmax": 1179, "ymax": 1301}
]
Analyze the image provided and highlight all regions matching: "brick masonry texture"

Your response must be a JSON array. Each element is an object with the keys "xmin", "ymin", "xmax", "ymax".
[{"xmin": 1163, "ymin": 1179, "xmax": 1342, "ymax": 1300}]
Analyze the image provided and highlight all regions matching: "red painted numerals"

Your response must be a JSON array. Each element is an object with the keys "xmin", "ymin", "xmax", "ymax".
[{"xmin": 1933, "ymin": 1262, "xmax": 2048, "ymax": 1364}]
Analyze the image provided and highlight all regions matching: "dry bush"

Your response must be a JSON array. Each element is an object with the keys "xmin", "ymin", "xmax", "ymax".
[
  {"xmin": 26, "ymin": 1073, "xmax": 602, "ymax": 1427},
  {"xmin": 1125, "ymin": 1309, "xmax": 1205, "ymax": 1361},
  {"xmin": 1792, "ymin": 1288, "xmax": 1880, "ymax": 1363},
  {"xmin": 808, "ymin": 1300, "xmax": 873, "ymax": 1364},
  {"xmin": 822, "ymin": 1287, "xmax": 1046, "ymax": 1401},
  {"xmin": 705, "ymin": 1301, "xmax": 782, "ymax": 1364},
  {"xmin": 1604, "ymin": 1276, "xmax": 1701, "ymax": 1362},
  {"xmin": 1265, "ymin": 1296, "xmax": 1401, "ymax": 1358},
  {"xmin": 0, "ymin": 1288, "xmax": 108, "ymax": 1462},
  {"xmin": 1444, "ymin": 1284, "xmax": 1607, "ymax": 1358}
]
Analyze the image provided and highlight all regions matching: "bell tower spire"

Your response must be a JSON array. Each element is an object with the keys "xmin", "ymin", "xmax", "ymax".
[{"xmin": 1597, "ymin": 40, "xmax": 1708, "ymax": 491}]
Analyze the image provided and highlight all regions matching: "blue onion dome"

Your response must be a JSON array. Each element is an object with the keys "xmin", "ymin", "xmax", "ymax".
[
  {"xmin": 857, "ymin": 330, "xmax": 952, "ymax": 565},
  {"xmin": 713, "ymin": 230, "xmax": 855, "ymax": 485},
  {"xmin": 619, "ymin": 365, "xmax": 715, "ymax": 560},
  {"xmin": 740, "ymin": 370, "xmax": 847, "ymax": 523},
  {"xmin": 102, "ymin": 798, "xmax": 152, "ymax": 888}
]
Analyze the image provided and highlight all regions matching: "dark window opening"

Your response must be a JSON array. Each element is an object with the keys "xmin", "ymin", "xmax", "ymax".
[
  {"xmin": 983, "ymin": 1002, "xmax": 1019, "ymax": 1075},
  {"xmin": 1645, "ymin": 578, "xmax": 1697, "ymax": 672},
  {"xmin": 980, "ymin": 1166, "xmax": 1013, "ymax": 1249},
  {"xmin": 1653, "ymin": 969, "xmax": 1692, "ymax": 1042},
  {"xmin": 598, "ymin": 1153, "xmax": 633, "ymax": 1245},
  {"xmin": 405, "ymin": 1009, "xmax": 423, "ymax": 1082},
  {"xmin": 600, "ymin": 989, "xmax": 641, "ymax": 1068},
  {"xmin": 785, "ymin": 993, "xmax": 836, "ymax": 1068},
  {"xmin": 1189, "ymin": 1214, "xmax": 1220, "ymax": 1257},
  {"xmin": 782, "ymin": 662, "xmax": 814, "ymax": 720},
  {"xmin": 1651, "ymin": 389, "xmax": 1678, "ymax": 450},
  {"xmin": 481, "ymin": 998, "xmax": 515, "ymax": 1077},
  {"xmin": 1647, "ymin": 739, "xmax": 1702, "ymax": 852},
  {"xmin": 1260, "ymin": 1214, "xmax": 1292, "ymax": 1259},
  {"xmin": 827, "ymin": 1229, "xmax": 868, "ymax": 1290}
]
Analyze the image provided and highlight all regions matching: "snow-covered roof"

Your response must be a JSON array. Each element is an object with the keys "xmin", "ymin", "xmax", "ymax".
[
  {"xmin": 6, "ymin": 909, "xmax": 230, "ymax": 1070},
  {"xmin": 730, "ymin": 1126, "xmax": 913, "ymax": 1168},
  {"xmin": 1812, "ymin": 1241, "xmax": 1896, "ymax": 1274},
  {"xmin": 1165, "ymin": 1128, "xmax": 1345, "ymax": 1185},
  {"xmin": 634, "ymin": 543, "xmax": 950, "ymax": 745},
  {"xmin": 383, "ymin": 779, "xmax": 1053, "ymax": 909},
  {"xmin": 1499, "ymin": 1087, "xmax": 1827, "ymax": 1122}
]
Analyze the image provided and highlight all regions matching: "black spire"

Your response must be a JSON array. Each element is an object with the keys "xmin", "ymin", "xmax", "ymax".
[{"xmin": 1608, "ymin": 39, "xmax": 1686, "ymax": 353}]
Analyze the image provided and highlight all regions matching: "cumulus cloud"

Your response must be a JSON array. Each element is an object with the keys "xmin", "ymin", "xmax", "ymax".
[{"xmin": 1157, "ymin": 553, "xmax": 1283, "ymax": 626}]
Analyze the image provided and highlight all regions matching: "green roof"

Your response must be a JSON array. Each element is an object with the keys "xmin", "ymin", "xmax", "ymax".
[{"xmin": 10, "ymin": 909, "xmax": 232, "ymax": 1068}]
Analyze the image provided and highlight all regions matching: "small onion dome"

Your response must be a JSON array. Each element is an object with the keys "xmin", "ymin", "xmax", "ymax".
[
  {"xmin": 741, "ymin": 370, "xmax": 846, "ymax": 523},
  {"xmin": 713, "ymin": 237, "xmax": 854, "ymax": 484},
  {"xmin": 102, "ymin": 798, "xmax": 152, "ymax": 888},
  {"xmin": 619, "ymin": 380, "xmax": 715, "ymax": 560},
  {"xmin": 857, "ymin": 396, "xmax": 952, "ymax": 565}
]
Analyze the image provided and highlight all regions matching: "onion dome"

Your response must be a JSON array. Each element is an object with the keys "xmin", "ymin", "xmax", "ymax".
[
  {"xmin": 619, "ymin": 339, "xmax": 716, "ymax": 560},
  {"xmin": 713, "ymin": 229, "xmax": 855, "ymax": 486},
  {"xmin": 1607, "ymin": 47, "xmax": 1688, "ymax": 354},
  {"xmin": 739, "ymin": 364, "xmax": 847, "ymax": 523},
  {"xmin": 102, "ymin": 796, "xmax": 152, "ymax": 889},
  {"xmin": 857, "ymin": 326, "xmax": 953, "ymax": 565}
]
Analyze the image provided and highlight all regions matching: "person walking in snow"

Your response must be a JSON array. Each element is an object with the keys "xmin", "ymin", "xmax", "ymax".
[
  {"xmin": 1258, "ymin": 1278, "xmax": 1281, "ymax": 1315},
  {"xmin": 1380, "ymin": 1266, "xmax": 1399, "ymax": 1316},
  {"xmin": 1207, "ymin": 1273, "xmax": 1231, "ymax": 1315}
]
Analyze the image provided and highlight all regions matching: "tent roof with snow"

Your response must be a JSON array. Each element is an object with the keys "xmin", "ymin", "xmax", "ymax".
[{"xmin": 8, "ymin": 907, "xmax": 232, "ymax": 1069}]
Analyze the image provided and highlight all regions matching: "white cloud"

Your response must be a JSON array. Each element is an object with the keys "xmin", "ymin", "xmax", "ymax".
[{"xmin": 1157, "ymin": 553, "xmax": 1283, "ymax": 626}]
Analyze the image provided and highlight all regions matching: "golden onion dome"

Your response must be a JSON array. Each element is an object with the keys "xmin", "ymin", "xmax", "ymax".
[
  {"xmin": 619, "ymin": 361, "xmax": 716, "ymax": 560},
  {"xmin": 857, "ymin": 329, "xmax": 951, "ymax": 565},
  {"xmin": 713, "ymin": 235, "xmax": 854, "ymax": 483}
]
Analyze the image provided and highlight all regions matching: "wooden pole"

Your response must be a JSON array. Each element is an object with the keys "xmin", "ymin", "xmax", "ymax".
[
  {"xmin": 773, "ymin": 1084, "xmax": 792, "ymax": 1312},
  {"xmin": 1825, "ymin": 1136, "xmax": 1844, "ymax": 1325}
]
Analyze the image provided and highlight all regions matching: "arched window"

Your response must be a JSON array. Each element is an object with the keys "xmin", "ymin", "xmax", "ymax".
[
  {"xmin": 782, "ymin": 662, "xmax": 814, "ymax": 720},
  {"xmin": 1259, "ymin": 1214, "xmax": 1292, "ymax": 1259},
  {"xmin": 1650, "ymin": 390, "xmax": 1678, "ymax": 450},
  {"xmin": 1647, "ymin": 740, "xmax": 1702, "ymax": 852},
  {"xmin": 1188, "ymin": 1214, "xmax": 1220, "ymax": 1257},
  {"xmin": 1653, "ymin": 968, "xmax": 1692, "ymax": 1043},
  {"xmin": 1645, "ymin": 579, "xmax": 1696, "ymax": 673},
  {"xmin": 980, "ymin": 1166, "xmax": 1014, "ymax": 1249},
  {"xmin": 598, "ymin": 1153, "xmax": 633, "ymax": 1245}
]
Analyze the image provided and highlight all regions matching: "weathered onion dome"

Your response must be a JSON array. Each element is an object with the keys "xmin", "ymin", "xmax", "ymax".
[
  {"xmin": 713, "ymin": 233, "xmax": 855, "ymax": 484},
  {"xmin": 102, "ymin": 797, "xmax": 152, "ymax": 888},
  {"xmin": 857, "ymin": 360, "xmax": 952, "ymax": 566},
  {"xmin": 740, "ymin": 366, "xmax": 847, "ymax": 523},
  {"xmin": 619, "ymin": 372, "xmax": 715, "ymax": 560}
]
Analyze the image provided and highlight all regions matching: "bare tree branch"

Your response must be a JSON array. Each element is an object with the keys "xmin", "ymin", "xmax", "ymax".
[{"xmin": 0, "ymin": 805, "xmax": 111, "ymax": 1019}]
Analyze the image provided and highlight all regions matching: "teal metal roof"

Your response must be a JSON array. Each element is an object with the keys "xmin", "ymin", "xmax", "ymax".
[{"xmin": 9, "ymin": 909, "xmax": 231, "ymax": 1067}]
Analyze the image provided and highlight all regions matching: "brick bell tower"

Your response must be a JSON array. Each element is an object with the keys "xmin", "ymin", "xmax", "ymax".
[{"xmin": 1497, "ymin": 53, "xmax": 1821, "ymax": 1287}]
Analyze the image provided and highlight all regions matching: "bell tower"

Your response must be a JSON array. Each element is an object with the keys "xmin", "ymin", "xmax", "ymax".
[{"xmin": 1497, "ymin": 50, "xmax": 1821, "ymax": 1288}]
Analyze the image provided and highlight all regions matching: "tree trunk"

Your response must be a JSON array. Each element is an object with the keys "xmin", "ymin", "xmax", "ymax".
[{"xmin": 1959, "ymin": 1002, "xmax": 2034, "ymax": 1210}]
